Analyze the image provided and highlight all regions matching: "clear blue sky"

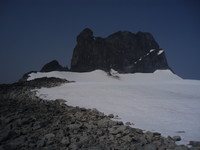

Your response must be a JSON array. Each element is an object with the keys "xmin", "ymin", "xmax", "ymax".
[{"xmin": 0, "ymin": 0, "xmax": 200, "ymax": 83}]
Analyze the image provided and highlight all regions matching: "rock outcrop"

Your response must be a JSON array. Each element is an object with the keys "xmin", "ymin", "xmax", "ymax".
[
  {"xmin": 40, "ymin": 60, "xmax": 68, "ymax": 72},
  {"xmin": 19, "ymin": 60, "xmax": 68, "ymax": 82},
  {"xmin": 71, "ymin": 28, "xmax": 170, "ymax": 73}
]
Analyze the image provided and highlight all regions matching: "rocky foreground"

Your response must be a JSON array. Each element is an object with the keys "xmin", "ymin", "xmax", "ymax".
[{"xmin": 0, "ymin": 78, "xmax": 199, "ymax": 150}]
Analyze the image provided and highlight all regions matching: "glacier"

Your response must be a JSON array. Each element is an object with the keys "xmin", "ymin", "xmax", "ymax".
[{"xmin": 28, "ymin": 70, "xmax": 200, "ymax": 145}]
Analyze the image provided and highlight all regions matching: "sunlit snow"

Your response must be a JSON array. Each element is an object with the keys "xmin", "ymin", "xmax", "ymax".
[
  {"xmin": 158, "ymin": 50, "xmax": 164, "ymax": 55},
  {"xmin": 28, "ymin": 70, "xmax": 200, "ymax": 145},
  {"xmin": 150, "ymin": 49, "xmax": 155, "ymax": 52}
]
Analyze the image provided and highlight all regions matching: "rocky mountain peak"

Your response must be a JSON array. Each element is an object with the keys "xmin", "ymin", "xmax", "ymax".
[
  {"xmin": 71, "ymin": 28, "xmax": 170, "ymax": 73},
  {"xmin": 77, "ymin": 28, "xmax": 94, "ymax": 42},
  {"xmin": 40, "ymin": 60, "xmax": 68, "ymax": 72}
]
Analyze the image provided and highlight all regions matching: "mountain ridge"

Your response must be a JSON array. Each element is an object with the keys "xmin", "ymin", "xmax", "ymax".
[{"xmin": 71, "ymin": 28, "xmax": 171, "ymax": 73}]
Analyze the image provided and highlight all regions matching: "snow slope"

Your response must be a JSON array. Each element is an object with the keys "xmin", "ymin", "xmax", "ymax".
[{"xmin": 28, "ymin": 70, "xmax": 200, "ymax": 145}]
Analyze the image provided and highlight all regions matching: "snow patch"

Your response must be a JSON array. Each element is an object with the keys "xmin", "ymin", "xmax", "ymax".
[
  {"xmin": 109, "ymin": 69, "xmax": 118, "ymax": 76},
  {"xmin": 150, "ymin": 49, "xmax": 155, "ymax": 52},
  {"xmin": 29, "ymin": 70, "xmax": 200, "ymax": 145},
  {"xmin": 158, "ymin": 50, "xmax": 164, "ymax": 55}
]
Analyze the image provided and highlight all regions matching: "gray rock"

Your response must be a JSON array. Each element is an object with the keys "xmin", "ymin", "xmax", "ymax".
[
  {"xmin": 108, "ymin": 114, "xmax": 114, "ymax": 118},
  {"xmin": 153, "ymin": 132, "xmax": 161, "ymax": 136},
  {"xmin": 172, "ymin": 136, "xmax": 181, "ymax": 141},
  {"xmin": 56, "ymin": 129, "xmax": 64, "ymax": 138},
  {"xmin": 153, "ymin": 140, "xmax": 162, "ymax": 147},
  {"xmin": 125, "ymin": 122, "xmax": 132, "ymax": 126},
  {"xmin": 189, "ymin": 147, "xmax": 200, "ymax": 150},
  {"xmin": 107, "ymin": 120, "xmax": 118, "ymax": 127},
  {"xmin": 44, "ymin": 133, "xmax": 55, "ymax": 140},
  {"xmin": 37, "ymin": 139, "xmax": 45, "ymax": 147},
  {"xmin": 145, "ymin": 131, "xmax": 154, "ymax": 142},
  {"xmin": 61, "ymin": 137, "xmax": 70, "ymax": 145},
  {"xmin": 144, "ymin": 144, "xmax": 157, "ymax": 150},
  {"xmin": 69, "ymin": 143, "xmax": 78, "ymax": 150},
  {"xmin": 97, "ymin": 118, "xmax": 109, "ymax": 128},
  {"xmin": 68, "ymin": 124, "xmax": 81, "ymax": 130},
  {"xmin": 109, "ymin": 125, "xmax": 128, "ymax": 135},
  {"xmin": 79, "ymin": 136, "xmax": 89, "ymax": 145},
  {"xmin": 71, "ymin": 28, "xmax": 171, "ymax": 73},
  {"xmin": 174, "ymin": 145, "xmax": 188, "ymax": 150},
  {"xmin": 117, "ymin": 121, "xmax": 124, "ymax": 125},
  {"xmin": 139, "ymin": 135, "xmax": 147, "ymax": 145},
  {"xmin": 116, "ymin": 133, "xmax": 122, "ymax": 138},
  {"xmin": 121, "ymin": 135, "xmax": 132, "ymax": 142},
  {"xmin": 189, "ymin": 141, "xmax": 200, "ymax": 147}
]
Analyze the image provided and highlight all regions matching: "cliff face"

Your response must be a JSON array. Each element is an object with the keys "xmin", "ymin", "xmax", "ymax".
[{"xmin": 71, "ymin": 28, "xmax": 170, "ymax": 73}]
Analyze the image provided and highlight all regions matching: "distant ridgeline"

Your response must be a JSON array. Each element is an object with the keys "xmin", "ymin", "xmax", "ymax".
[
  {"xmin": 30, "ymin": 28, "xmax": 171, "ymax": 76},
  {"xmin": 71, "ymin": 28, "xmax": 170, "ymax": 73}
]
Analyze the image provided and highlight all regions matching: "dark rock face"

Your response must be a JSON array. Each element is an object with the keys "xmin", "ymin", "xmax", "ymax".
[
  {"xmin": 40, "ymin": 60, "xmax": 68, "ymax": 72},
  {"xmin": 71, "ymin": 28, "xmax": 170, "ymax": 73}
]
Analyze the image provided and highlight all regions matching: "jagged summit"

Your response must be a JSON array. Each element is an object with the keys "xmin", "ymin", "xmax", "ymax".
[
  {"xmin": 40, "ymin": 60, "xmax": 68, "ymax": 72},
  {"xmin": 71, "ymin": 28, "xmax": 170, "ymax": 73},
  {"xmin": 76, "ymin": 28, "xmax": 93, "ymax": 42}
]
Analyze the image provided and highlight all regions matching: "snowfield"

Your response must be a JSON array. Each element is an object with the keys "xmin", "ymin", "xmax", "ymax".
[{"xmin": 28, "ymin": 70, "xmax": 200, "ymax": 145}]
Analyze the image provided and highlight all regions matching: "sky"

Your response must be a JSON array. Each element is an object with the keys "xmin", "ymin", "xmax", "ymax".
[{"xmin": 0, "ymin": 0, "xmax": 200, "ymax": 84}]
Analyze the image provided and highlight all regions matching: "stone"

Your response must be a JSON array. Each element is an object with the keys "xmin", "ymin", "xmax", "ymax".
[
  {"xmin": 189, "ymin": 147, "xmax": 200, "ymax": 150},
  {"xmin": 55, "ymin": 99, "xmax": 67, "ymax": 105},
  {"xmin": 71, "ymin": 28, "xmax": 171, "ymax": 73},
  {"xmin": 108, "ymin": 114, "xmax": 114, "ymax": 118},
  {"xmin": 68, "ymin": 124, "xmax": 81, "ymax": 130},
  {"xmin": 117, "ymin": 121, "xmax": 124, "ymax": 125},
  {"xmin": 189, "ymin": 141, "xmax": 200, "ymax": 147},
  {"xmin": 139, "ymin": 135, "xmax": 147, "ymax": 145},
  {"xmin": 69, "ymin": 143, "xmax": 78, "ymax": 150},
  {"xmin": 109, "ymin": 125, "xmax": 128, "ymax": 135},
  {"xmin": 145, "ymin": 131, "xmax": 154, "ymax": 142},
  {"xmin": 37, "ymin": 139, "xmax": 45, "ymax": 147},
  {"xmin": 79, "ymin": 136, "xmax": 89, "ymax": 145},
  {"xmin": 107, "ymin": 120, "xmax": 118, "ymax": 127},
  {"xmin": 153, "ymin": 132, "xmax": 161, "ymax": 136},
  {"xmin": 61, "ymin": 137, "xmax": 70, "ymax": 145},
  {"xmin": 174, "ymin": 145, "xmax": 188, "ymax": 150},
  {"xmin": 143, "ymin": 144, "xmax": 157, "ymax": 150},
  {"xmin": 121, "ymin": 135, "xmax": 132, "ymax": 142},
  {"xmin": 125, "ymin": 122, "xmax": 132, "ymax": 126},
  {"xmin": 97, "ymin": 118, "xmax": 109, "ymax": 128},
  {"xmin": 116, "ymin": 133, "xmax": 122, "ymax": 138},
  {"xmin": 172, "ymin": 136, "xmax": 181, "ymax": 141},
  {"xmin": 44, "ymin": 133, "xmax": 55, "ymax": 140},
  {"xmin": 153, "ymin": 140, "xmax": 162, "ymax": 147},
  {"xmin": 56, "ymin": 130, "xmax": 64, "ymax": 138}
]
